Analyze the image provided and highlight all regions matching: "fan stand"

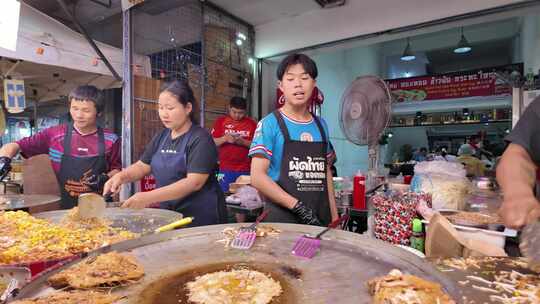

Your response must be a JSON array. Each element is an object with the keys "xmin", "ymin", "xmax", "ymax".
[{"xmin": 368, "ymin": 144, "xmax": 379, "ymax": 172}]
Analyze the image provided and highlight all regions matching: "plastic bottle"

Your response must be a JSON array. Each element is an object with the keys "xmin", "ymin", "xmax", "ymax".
[
  {"xmin": 333, "ymin": 177, "xmax": 344, "ymax": 205},
  {"xmin": 392, "ymin": 152, "xmax": 399, "ymax": 164},
  {"xmin": 353, "ymin": 171, "xmax": 366, "ymax": 210},
  {"xmin": 526, "ymin": 68, "xmax": 535, "ymax": 89},
  {"xmin": 410, "ymin": 218, "xmax": 425, "ymax": 253}
]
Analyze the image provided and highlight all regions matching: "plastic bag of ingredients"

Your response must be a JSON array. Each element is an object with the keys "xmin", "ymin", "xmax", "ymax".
[
  {"xmin": 371, "ymin": 192, "xmax": 431, "ymax": 245},
  {"xmin": 225, "ymin": 185, "xmax": 263, "ymax": 209},
  {"xmin": 411, "ymin": 161, "xmax": 472, "ymax": 210}
]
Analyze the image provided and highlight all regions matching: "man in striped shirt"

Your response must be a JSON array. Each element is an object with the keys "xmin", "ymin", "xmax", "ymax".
[{"xmin": 0, "ymin": 85, "xmax": 121, "ymax": 209}]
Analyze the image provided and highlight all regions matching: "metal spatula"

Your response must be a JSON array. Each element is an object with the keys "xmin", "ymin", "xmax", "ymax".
[
  {"xmin": 77, "ymin": 193, "xmax": 107, "ymax": 219},
  {"xmin": 231, "ymin": 210, "xmax": 269, "ymax": 250},
  {"xmin": 520, "ymin": 220, "xmax": 540, "ymax": 272},
  {"xmin": 292, "ymin": 214, "xmax": 349, "ymax": 259}
]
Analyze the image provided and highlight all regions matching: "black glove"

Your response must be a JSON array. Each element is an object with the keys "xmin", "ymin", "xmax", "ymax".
[
  {"xmin": 0, "ymin": 156, "xmax": 12, "ymax": 182},
  {"xmin": 86, "ymin": 173, "xmax": 109, "ymax": 192},
  {"xmin": 291, "ymin": 200, "xmax": 322, "ymax": 226}
]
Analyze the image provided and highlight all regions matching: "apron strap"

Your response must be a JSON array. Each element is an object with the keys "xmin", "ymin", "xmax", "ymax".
[
  {"xmin": 274, "ymin": 110, "xmax": 328, "ymax": 146},
  {"xmin": 273, "ymin": 110, "xmax": 291, "ymax": 142},
  {"xmin": 63, "ymin": 123, "xmax": 74, "ymax": 156},
  {"xmin": 97, "ymin": 127, "xmax": 105, "ymax": 156},
  {"xmin": 179, "ymin": 125, "xmax": 194, "ymax": 166},
  {"xmin": 312, "ymin": 115, "xmax": 327, "ymax": 144}
]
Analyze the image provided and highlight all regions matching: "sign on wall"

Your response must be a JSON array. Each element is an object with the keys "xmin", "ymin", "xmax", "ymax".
[
  {"xmin": 3, "ymin": 79, "xmax": 26, "ymax": 114},
  {"xmin": 386, "ymin": 64, "xmax": 523, "ymax": 102},
  {"xmin": 0, "ymin": 0, "xmax": 21, "ymax": 51}
]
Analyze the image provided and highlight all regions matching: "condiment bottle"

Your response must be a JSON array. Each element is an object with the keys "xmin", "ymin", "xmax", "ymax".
[
  {"xmin": 353, "ymin": 171, "xmax": 366, "ymax": 210},
  {"xmin": 410, "ymin": 218, "xmax": 425, "ymax": 253}
]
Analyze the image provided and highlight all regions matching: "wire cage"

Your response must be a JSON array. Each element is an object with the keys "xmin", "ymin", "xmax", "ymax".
[{"xmin": 130, "ymin": 1, "xmax": 254, "ymax": 158}]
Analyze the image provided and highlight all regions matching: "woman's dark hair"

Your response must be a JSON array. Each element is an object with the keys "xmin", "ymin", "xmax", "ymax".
[
  {"xmin": 160, "ymin": 80, "xmax": 199, "ymax": 124},
  {"xmin": 276, "ymin": 53, "xmax": 318, "ymax": 80},
  {"xmin": 229, "ymin": 96, "xmax": 247, "ymax": 110},
  {"xmin": 68, "ymin": 85, "xmax": 104, "ymax": 113}
]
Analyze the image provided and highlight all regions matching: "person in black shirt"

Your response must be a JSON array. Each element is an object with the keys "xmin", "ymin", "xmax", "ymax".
[
  {"xmin": 497, "ymin": 96, "xmax": 540, "ymax": 229},
  {"xmin": 104, "ymin": 80, "xmax": 226, "ymax": 226}
]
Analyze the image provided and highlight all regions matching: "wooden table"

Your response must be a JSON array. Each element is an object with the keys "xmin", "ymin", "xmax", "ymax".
[{"xmin": 0, "ymin": 194, "xmax": 61, "ymax": 213}]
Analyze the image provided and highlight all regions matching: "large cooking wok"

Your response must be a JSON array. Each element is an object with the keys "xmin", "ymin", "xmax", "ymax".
[{"xmin": 12, "ymin": 223, "xmax": 463, "ymax": 303}]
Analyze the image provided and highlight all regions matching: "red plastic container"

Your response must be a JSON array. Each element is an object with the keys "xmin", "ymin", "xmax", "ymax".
[
  {"xmin": 10, "ymin": 255, "xmax": 80, "ymax": 279},
  {"xmin": 403, "ymin": 175, "xmax": 413, "ymax": 185},
  {"xmin": 353, "ymin": 174, "xmax": 366, "ymax": 210}
]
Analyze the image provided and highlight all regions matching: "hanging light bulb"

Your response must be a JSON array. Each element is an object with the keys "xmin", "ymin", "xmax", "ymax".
[
  {"xmin": 168, "ymin": 25, "xmax": 176, "ymax": 45},
  {"xmin": 454, "ymin": 27, "xmax": 472, "ymax": 54},
  {"xmin": 236, "ymin": 39, "xmax": 243, "ymax": 46},
  {"xmin": 400, "ymin": 38, "xmax": 416, "ymax": 61},
  {"xmin": 237, "ymin": 32, "xmax": 247, "ymax": 41}
]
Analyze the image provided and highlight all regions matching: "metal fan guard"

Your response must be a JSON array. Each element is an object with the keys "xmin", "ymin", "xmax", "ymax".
[{"xmin": 339, "ymin": 76, "xmax": 392, "ymax": 146}]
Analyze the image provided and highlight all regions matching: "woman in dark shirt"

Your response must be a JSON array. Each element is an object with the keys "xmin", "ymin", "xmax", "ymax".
[{"xmin": 104, "ymin": 80, "xmax": 226, "ymax": 226}]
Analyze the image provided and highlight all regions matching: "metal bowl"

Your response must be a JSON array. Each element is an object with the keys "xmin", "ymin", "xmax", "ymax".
[{"xmin": 34, "ymin": 207, "xmax": 183, "ymax": 233}]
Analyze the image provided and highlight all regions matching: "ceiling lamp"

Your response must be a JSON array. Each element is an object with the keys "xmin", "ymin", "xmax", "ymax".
[
  {"xmin": 454, "ymin": 27, "xmax": 472, "ymax": 54},
  {"xmin": 236, "ymin": 32, "xmax": 247, "ymax": 46},
  {"xmin": 400, "ymin": 38, "xmax": 416, "ymax": 61}
]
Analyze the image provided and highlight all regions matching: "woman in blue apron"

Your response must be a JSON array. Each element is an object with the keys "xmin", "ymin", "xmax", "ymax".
[{"xmin": 103, "ymin": 80, "xmax": 226, "ymax": 226}]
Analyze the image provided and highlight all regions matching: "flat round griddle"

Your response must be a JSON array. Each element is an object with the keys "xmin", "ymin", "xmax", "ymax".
[
  {"xmin": 0, "ymin": 195, "xmax": 60, "ymax": 211},
  {"xmin": 12, "ymin": 223, "xmax": 462, "ymax": 304},
  {"xmin": 34, "ymin": 207, "xmax": 183, "ymax": 233}
]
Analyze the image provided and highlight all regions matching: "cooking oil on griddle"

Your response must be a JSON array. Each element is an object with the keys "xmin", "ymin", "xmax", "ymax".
[{"xmin": 136, "ymin": 262, "xmax": 300, "ymax": 304}]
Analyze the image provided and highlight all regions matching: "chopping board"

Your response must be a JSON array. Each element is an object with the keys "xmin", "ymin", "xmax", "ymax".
[{"xmin": 426, "ymin": 213, "xmax": 506, "ymax": 258}]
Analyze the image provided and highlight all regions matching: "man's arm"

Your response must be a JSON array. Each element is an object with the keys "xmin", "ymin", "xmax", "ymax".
[
  {"xmin": 0, "ymin": 143, "xmax": 20, "ymax": 158},
  {"xmin": 234, "ymin": 137, "xmax": 252, "ymax": 148},
  {"xmin": 250, "ymin": 155, "xmax": 297, "ymax": 209},
  {"xmin": 213, "ymin": 134, "xmax": 235, "ymax": 146},
  {"xmin": 497, "ymin": 143, "xmax": 540, "ymax": 229}
]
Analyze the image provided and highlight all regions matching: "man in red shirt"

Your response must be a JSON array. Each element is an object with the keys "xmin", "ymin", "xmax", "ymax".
[{"xmin": 212, "ymin": 97, "xmax": 257, "ymax": 195}]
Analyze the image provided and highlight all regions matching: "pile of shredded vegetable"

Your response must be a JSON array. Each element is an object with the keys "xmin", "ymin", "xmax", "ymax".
[
  {"xmin": 0, "ymin": 210, "xmax": 136, "ymax": 265},
  {"xmin": 417, "ymin": 176, "xmax": 471, "ymax": 210},
  {"xmin": 437, "ymin": 258, "xmax": 539, "ymax": 304}
]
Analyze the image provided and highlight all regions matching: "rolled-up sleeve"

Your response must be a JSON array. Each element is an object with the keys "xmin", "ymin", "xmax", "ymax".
[{"xmin": 16, "ymin": 128, "xmax": 51, "ymax": 158}]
